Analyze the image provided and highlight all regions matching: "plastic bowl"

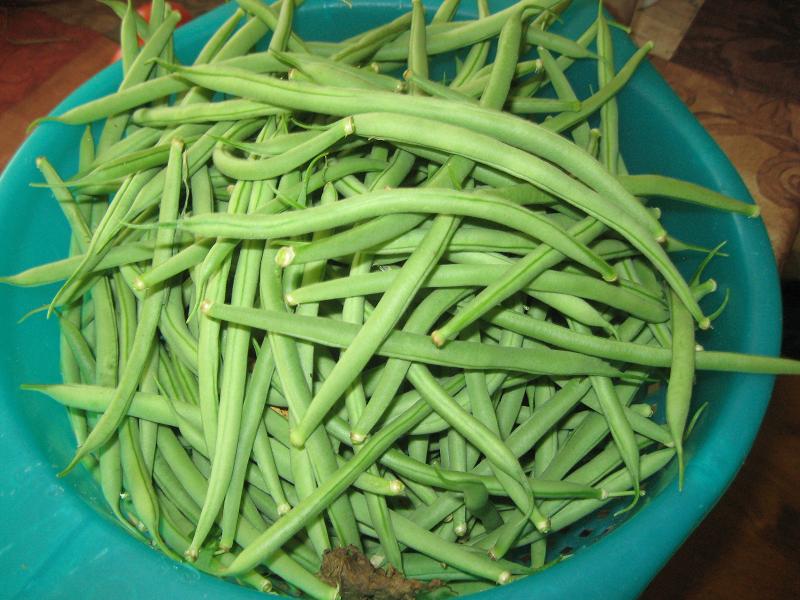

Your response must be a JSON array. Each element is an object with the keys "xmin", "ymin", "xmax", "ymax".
[{"xmin": 0, "ymin": 1, "xmax": 781, "ymax": 598}]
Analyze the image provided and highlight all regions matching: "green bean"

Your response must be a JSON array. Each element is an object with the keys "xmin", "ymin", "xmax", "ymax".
[
  {"xmin": 404, "ymin": 72, "xmax": 477, "ymax": 103},
  {"xmin": 450, "ymin": 0, "xmax": 491, "ymax": 88},
  {"xmin": 189, "ymin": 451, "xmax": 270, "ymax": 536},
  {"xmin": 195, "ymin": 260, "xmax": 229, "ymax": 457},
  {"xmin": 267, "ymin": 0, "xmax": 295, "ymax": 53},
  {"xmin": 119, "ymin": 0, "xmax": 139, "ymax": 75},
  {"xmin": 410, "ymin": 363, "xmax": 548, "ymax": 537},
  {"xmin": 524, "ymin": 25, "xmax": 596, "ymax": 59},
  {"xmin": 24, "ymin": 383, "xmax": 201, "ymax": 430},
  {"xmin": 0, "ymin": 241, "xmax": 161, "ymax": 288},
  {"xmin": 99, "ymin": 0, "xmax": 149, "ymax": 41},
  {"xmin": 155, "ymin": 427, "xmax": 338, "ymax": 600},
  {"xmin": 352, "ymin": 288, "xmax": 471, "ymax": 442},
  {"xmin": 35, "ymin": 158, "xmax": 92, "ymax": 249},
  {"xmin": 259, "ymin": 413, "xmax": 407, "ymax": 497},
  {"xmin": 357, "ymin": 493, "xmax": 520, "ymax": 585},
  {"xmin": 274, "ymin": 269, "xmax": 333, "ymax": 555},
  {"xmin": 363, "ymin": 144, "xmax": 389, "ymax": 188},
  {"xmin": 408, "ymin": 0, "xmax": 429, "ymax": 94},
  {"xmin": 218, "ymin": 342, "xmax": 276, "ymax": 550},
  {"xmin": 330, "ymin": 12, "xmax": 413, "ymax": 65},
  {"xmin": 153, "ymin": 456, "xmax": 201, "ymax": 525},
  {"xmin": 203, "ymin": 302, "xmax": 621, "ymax": 378},
  {"xmin": 486, "ymin": 306, "xmax": 800, "ymax": 373},
  {"xmin": 93, "ymin": 276, "xmax": 129, "ymax": 530},
  {"xmin": 169, "ymin": 62, "xmax": 670, "ymax": 232},
  {"xmin": 288, "ymin": 212, "xmax": 458, "ymax": 448},
  {"xmin": 252, "ymin": 419, "xmax": 291, "ymax": 515},
  {"xmin": 372, "ymin": 223, "xmax": 538, "ymax": 255},
  {"xmin": 214, "ymin": 230, "xmax": 272, "ymax": 551},
  {"xmin": 59, "ymin": 139, "xmax": 185, "ymax": 474},
  {"xmin": 596, "ymin": 4, "xmax": 620, "ymax": 177},
  {"xmin": 34, "ymin": 77, "xmax": 188, "ymax": 128},
  {"xmin": 521, "ymin": 449, "xmax": 676, "ymax": 547},
  {"xmin": 287, "ymin": 260, "xmax": 666, "ymax": 323},
  {"xmin": 340, "ymin": 250, "xmax": 403, "ymax": 568},
  {"xmin": 87, "ymin": 128, "xmax": 164, "ymax": 174},
  {"xmin": 295, "ymin": 183, "xmax": 337, "ymax": 386},
  {"xmin": 188, "ymin": 183, "xmax": 273, "ymax": 554},
  {"xmin": 158, "ymin": 285, "xmax": 199, "ymax": 372},
  {"xmin": 432, "ymin": 0, "xmax": 461, "ymax": 24},
  {"xmin": 195, "ymin": 134, "xmax": 276, "ymax": 452},
  {"xmin": 458, "ymin": 57, "xmax": 543, "ymax": 96},
  {"xmin": 217, "ymin": 129, "xmax": 324, "ymax": 157},
  {"xmin": 279, "ymin": 51, "xmax": 404, "ymax": 92},
  {"xmin": 543, "ymin": 41, "xmax": 653, "ymax": 134},
  {"xmin": 620, "ymin": 174, "xmax": 761, "ymax": 217},
  {"xmin": 507, "ymin": 96, "xmax": 581, "ymax": 114},
  {"xmin": 50, "ymin": 173, "xmax": 156, "ymax": 310},
  {"xmin": 212, "ymin": 117, "xmax": 354, "ymax": 180},
  {"xmin": 223, "ymin": 394, "xmax": 435, "ymax": 576},
  {"xmin": 496, "ymin": 379, "xmax": 526, "ymax": 440},
  {"xmin": 119, "ymin": 417, "xmax": 173, "ymax": 556},
  {"xmin": 235, "ymin": 0, "xmax": 307, "ymax": 53},
  {"xmin": 447, "ymin": 427, "xmax": 468, "ymax": 535},
  {"xmin": 532, "ymin": 380, "xmax": 558, "ymax": 480},
  {"xmin": 260, "ymin": 249, "xmax": 363, "ymax": 551},
  {"xmin": 432, "ymin": 217, "xmax": 606, "ymax": 346},
  {"xmin": 135, "ymin": 360, "xmax": 162, "ymax": 471},
  {"xmin": 533, "ymin": 291, "xmax": 617, "ymax": 335},
  {"xmin": 586, "ymin": 370, "xmax": 641, "ymax": 508},
  {"xmin": 58, "ymin": 238, "xmax": 92, "ymax": 463},
  {"xmin": 175, "ymin": 188, "xmax": 616, "ymax": 282},
  {"xmin": 666, "ymin": 291, "xmax": 696, "ymax": 490},
  {"xmin": 194, "ymin": 8, "xmax": 247, "ymax": 66},
  {"xmin": 61, "ymin": 143, "xmax": 178, "ymax": 189},
  {"xmin": 56, "ymin": 316, "xmax": 97, "ymax": 382},
  {"xmin": 373, "ymin": 0, "xmax": 548, "ymax": 61},
  {"xmin": 346, "ymin": 113, "xmax": 704, "ymax": 332},
  {"xmin": 374, "ymin": 444, "xmax": 605, "ymax": 500},
  {"xmin": 98, "ymin": 10, "xmax": 182, "ymax": 152},
  {"xmin": 134, "ymin": 99, "xmax": 288, "ymax": 127}
]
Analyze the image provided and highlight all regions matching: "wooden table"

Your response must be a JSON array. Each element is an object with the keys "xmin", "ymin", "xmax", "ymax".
[{"xmin": 1, "ymin": 2, "xmax": 797, "ymax": 598}]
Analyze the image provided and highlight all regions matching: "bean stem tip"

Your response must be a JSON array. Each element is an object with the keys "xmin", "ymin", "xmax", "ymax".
[
  {"xmin": 430, "ymin": 330, "xmax": 446, "ymax": 347},
  {"xmin": 349, "ymin": 431, "xmax": 366, "ymax": 444},
  {"xmin": 199, "ymin": 300, "xmax": 213, "ymax": 315},
  {"xmin": 275, "ymin": 246, "xmax": 296, "ymax": 267},
  {"xmin": 289, "ymin": 429, "xmax": 306, "ymax": 449}
]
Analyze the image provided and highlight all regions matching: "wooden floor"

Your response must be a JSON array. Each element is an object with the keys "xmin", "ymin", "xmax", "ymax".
[{"xmin": 0, "ymin": 0, "xmax": 797, "ymax": 598}]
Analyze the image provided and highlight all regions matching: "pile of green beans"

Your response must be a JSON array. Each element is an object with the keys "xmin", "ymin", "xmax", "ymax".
[{"xmin": 6, "ymin": 0, "xmax": 799, "ymax": 597}]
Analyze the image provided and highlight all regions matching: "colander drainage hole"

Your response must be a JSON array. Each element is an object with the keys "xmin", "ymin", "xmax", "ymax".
[{"xmin": 578, "ymin": 529, "xmax": 593, "ymax": 538}]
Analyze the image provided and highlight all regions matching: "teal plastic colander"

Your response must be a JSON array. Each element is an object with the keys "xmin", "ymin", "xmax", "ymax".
[{"xmin": 0, "ymin": 1, "xmax": 780, "ymax": 598}]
